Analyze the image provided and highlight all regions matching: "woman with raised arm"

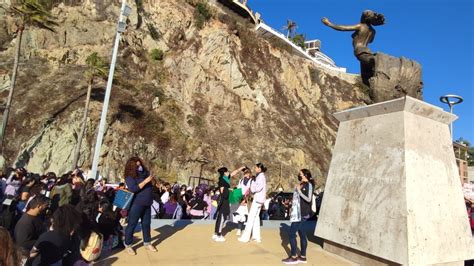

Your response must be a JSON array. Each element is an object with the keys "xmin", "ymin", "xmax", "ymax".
[
  {"xmin": 322, "ymin": 10, "xmax": 385, "ymax": 85},
  {"xmin": 212, "ymin": 166, "xmax": 245, "ymax": 242},
  {"xmin": 123, "ymin": 157, "xmax": 157, "ymax": 255}
]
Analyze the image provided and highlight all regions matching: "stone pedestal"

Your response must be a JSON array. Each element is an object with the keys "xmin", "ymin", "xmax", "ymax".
[
  {"xmin": 315, "ymin": 96, "xmax": 473, "ymax": 265},
  {"xmin": 369, "ymin": 53, "xmax": 423, "ymax": 103}
]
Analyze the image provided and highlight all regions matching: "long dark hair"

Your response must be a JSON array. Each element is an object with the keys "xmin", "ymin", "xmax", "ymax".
[
  {"xmin": 361, "ymin": 10, "xmax": 385, "ymax": 26},
  {"xmin": 99, "ymin": 199, "xmax": 115, "ymax": 221},
  {"xmin": 52, "ymin": 204, "xmax": 82, "ymax": 235},
  {"xmin": 217, "ymin": 167, "xmax": 228, "ymax": 178},
  {"xmin": 124, "ymin": 157, "xmax": 147, "ymax": 179},
  {"xmin": 0, "ymin": 227, "xmax": 21, "ymax": 266},
  {"xmin": 300, "ymin": 169, "xmax": 315, "ymax": 187},
  {"xmin": 256, "ymin": 163, "xmax": 267, "ymax": 173}
]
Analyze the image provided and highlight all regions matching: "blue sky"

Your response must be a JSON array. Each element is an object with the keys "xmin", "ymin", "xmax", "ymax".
[{"xmin": 248, "ymin": 0, "xmax": 473, "ymax": 143}]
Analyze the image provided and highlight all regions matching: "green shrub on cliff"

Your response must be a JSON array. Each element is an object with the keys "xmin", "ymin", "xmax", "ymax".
[
  {"xmin": 194, "ymin": 2, "xmax": 212, "ymax": 29},
  {"xmin": 291, "ymin": 33, "xmax": 306, "ymax": 49},
  {"xmin": 150, "ymin": 48, "xmax": 164, "ymax": 61}
]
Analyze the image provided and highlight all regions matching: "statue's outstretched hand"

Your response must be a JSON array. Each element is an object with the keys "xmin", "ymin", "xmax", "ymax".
[{"xmin": 321, "ymin": 17, "xmax": 330, "ymax": 26}]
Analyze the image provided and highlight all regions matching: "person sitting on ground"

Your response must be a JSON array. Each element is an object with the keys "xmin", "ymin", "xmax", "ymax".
[
  {"xmin": 79, "ymin": 178, "xmax": 95, "ymax": 201},
  {"xmin": 45, "ymin": 172, "xmax": 57, "ymax": 192},
  {"xmin": 75, "ymin": 189, "xmax": 100, "ymax": 246},
  {"xmin": 0, "ymin": 170, "xmax": 7, "ymax": 199},
  {"xmin": 50, "ymin": 174, "xmax": 73, "ymax": 212},
  {"xmin": 188, "ymin": 189, "xmax": 208, "ymax": 219},
  {"xmin": 97, "ymin": 198, "xmax": 120, "ymax": 256},
  {"xmin": 71, "ymin": 170, "xmax": 85, "ymax": 206},
  {"xmin": 162, "ymin": 194, "xmax": 182, "ymax": 219},
  {"xmin": 29, "ymin": 204, "xmax": 82, "ymax": 266},
  {"xmin": 203, "ymin": 188, "xmax": 213, "ymax": 219},
  {"xmin": 151, "ymin": 179, "xmax": 162, "ymax": 219},
  {"xmin": 160, "ymin": 182, "xmax": 171, "ymax": 205},
  {"xmin": 19, "ymin": 176, "xmax": 36, "ymax": 202},
  {"xmin": 21, "ymin": 183, "xmax": 44, "ymax": 213},
  {"xmin": 16, "ymin": 176, "xmax": 36, "ymax": 213},
  {"xmin": 4, "ymin": 168, "xmax": 26, "ymax": 199},
  {"xmin": 0, "ymin": 226, "xmax": 23, "ymax": 266},
  {"xmin": 14, "ymin": 195, "xmax": 49, "ymax": 252}
]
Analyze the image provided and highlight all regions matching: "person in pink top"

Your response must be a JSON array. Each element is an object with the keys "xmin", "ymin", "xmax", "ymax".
[{"xmin": 238, "ymin": 163, "xmax": 267, "ymax": 243}]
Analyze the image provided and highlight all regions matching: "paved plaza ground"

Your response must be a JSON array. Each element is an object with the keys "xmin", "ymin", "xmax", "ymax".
[{"xmin": 97, "ymin": 221, "xmax": 355, "ymax": 265}]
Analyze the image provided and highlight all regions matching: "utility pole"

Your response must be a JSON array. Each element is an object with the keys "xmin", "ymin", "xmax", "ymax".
[{"xmin": 90, "ymin": 0, "xmax": 132, "ymax": 179}]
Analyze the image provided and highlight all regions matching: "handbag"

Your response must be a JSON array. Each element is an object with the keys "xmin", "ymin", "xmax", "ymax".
[
  {"xmin": 229, "ymin": 188, "xmax": 243, "ymax": 204},
  {"xmin": 80, "ymin": 231, "xmax": 104, "ymax": 262},
  {"xmin": 113, "ymin": 189, "xmax": 134, "ymax": 210}
]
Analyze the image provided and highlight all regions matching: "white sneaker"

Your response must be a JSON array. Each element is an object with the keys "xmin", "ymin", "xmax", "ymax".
[
  {"xmin": 215, "ymin": 236, "xmax": 226, "ymax": 242},
  {"xmin": 236, "ymin": 229, "xmax": 242, "ymax": 236},
  {"xmin": 237, "ymin": 237, "xmax": 248, "ymax": 243},
  {"xmin": 252, "ymin": 238, "xmax": 262, "ymax": 243},
  {"xmin": 211, "ymin": 234, "xmax": 218, "ymax": 240}
]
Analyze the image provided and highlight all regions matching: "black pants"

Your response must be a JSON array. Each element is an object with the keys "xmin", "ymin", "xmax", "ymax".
[{"xmin": 214, "ymin": 210, "xmax": 227, "ymax": 236}]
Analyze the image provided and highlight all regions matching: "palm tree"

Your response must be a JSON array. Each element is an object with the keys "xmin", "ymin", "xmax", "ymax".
[
  {"xmin": 282, "ymin": 19, "xmax": 297, "ymax": 39},
  {"xmin": 71, "ymin": 52, "xmax": 108, "ymax": 170},
  {"xmin": 0, "ymin": 0, "xmax": 58, "ymax": 153}
]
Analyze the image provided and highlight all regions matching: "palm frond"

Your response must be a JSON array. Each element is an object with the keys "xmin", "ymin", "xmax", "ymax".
[
  {"xmin": 85, "ymin": 52, "xmax": 109, "ymax": 79},
  {"xmin": 10, "ymin": 0, "xmax": 58, "ymax": 31}
]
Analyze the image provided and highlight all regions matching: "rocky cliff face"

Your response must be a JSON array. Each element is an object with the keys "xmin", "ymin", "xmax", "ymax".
[{"xmin": 0, "ymin": 0, "xmax": 370, "ymax": 189}]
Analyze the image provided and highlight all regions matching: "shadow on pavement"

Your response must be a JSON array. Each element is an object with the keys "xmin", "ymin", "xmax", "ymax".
[
  {"xmin": 149, "ymin": 220, "xmax": 194, "ymax": 247},
  {"xmin": 95, "ymin": 257, "xmax": 118, "ymax": 265}
]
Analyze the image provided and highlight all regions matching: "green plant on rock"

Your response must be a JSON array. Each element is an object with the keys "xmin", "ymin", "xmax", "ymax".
[
  {"xmin": 291, "ymin": 33, "xmax": 306, "ymax": 49},
  {"xmin": 0, "ymin": 0, "xmax": 58, "ymax": 152},
  {"xmin": 194, "ymin": 2, "xmax": 212, "ymax": 29},
  {"xmin": 150, "ymin": 48, "xmax": 164, "ymax": 61},
  {"xmin": 71, "ymin": 52, "xmax": 108, "ymax": 170}
]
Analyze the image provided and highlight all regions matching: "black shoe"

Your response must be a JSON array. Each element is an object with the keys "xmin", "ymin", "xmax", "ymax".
[
  {"xmin": 297, "ymin": 256, "xmax": 307, "ymax": 264},
  {"xmin": 282, "ymin": 257, "xmax": 298, "ymax": 265}
]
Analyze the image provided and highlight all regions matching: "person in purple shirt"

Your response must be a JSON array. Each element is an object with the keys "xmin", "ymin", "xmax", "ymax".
[
  {"xmin": 162, "ymin": 194, "xmax": 178, "ymax": 219},
  {"xmin": 123, "ymin": 157, "xmax": 157, "ymax": 255},
  {"xmin": 4, "ymin": 168, "xmax": 26, "ymax": 198}
]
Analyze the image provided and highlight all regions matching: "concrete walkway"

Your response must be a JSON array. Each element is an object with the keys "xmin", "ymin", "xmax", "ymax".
[{"xmin": 96, "ymin": 221, "xmax": 355, "ymax": 265}]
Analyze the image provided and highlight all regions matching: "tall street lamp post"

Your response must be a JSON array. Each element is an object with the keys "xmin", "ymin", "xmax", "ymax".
[
  {"xmin": 90, "ymin": 0, "xmax": 132, "ymax": 179},
  {"xmin": 440, "ymin": 94, "xmax": 463, "ymax": 140}
]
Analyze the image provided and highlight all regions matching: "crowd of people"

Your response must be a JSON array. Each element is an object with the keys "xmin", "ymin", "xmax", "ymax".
[
  {"xmin": 0, "ymin": 167, "xmax": 126, "ymax": 265},
  {"xmin": 0, "ymin": 158, "xmax": 321, "ymax": 265}
]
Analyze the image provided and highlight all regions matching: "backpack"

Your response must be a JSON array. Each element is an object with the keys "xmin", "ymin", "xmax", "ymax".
[
  {"xmin": 173, "ymin": 204, "xmax": 183, "ymax": 220},
  {"xmin": 80, "ymin": 231, "xmax": 104, "ymax": 262}
]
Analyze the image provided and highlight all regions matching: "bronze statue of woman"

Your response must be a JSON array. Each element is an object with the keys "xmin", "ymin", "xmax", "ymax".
[{"xmin": 322, "ymin": 10, "xmax": 385, "ymax": 86}]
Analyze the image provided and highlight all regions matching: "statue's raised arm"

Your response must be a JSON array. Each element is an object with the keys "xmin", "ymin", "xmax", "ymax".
[{"xmin": 321, "ymin": 17, "xmax": 361, "ymax": 32}]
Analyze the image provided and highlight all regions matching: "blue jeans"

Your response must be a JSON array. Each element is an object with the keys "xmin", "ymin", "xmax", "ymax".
[
  {"xmin": 289, "ymin": 221, "xmax": 307, "ymax": 257},
  {"xmin": 124, "ymin": 204, "xmax": 151, "ymax": 246}
]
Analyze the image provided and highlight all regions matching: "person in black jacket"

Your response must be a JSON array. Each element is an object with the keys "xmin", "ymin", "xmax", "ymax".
[
  {"xmin": 212, "ymin": 167, "xmax": 231, "ymax": 242},
  {"xmin": 282, "ymin": 169, "xmax": 314, "ymax": 265}
]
